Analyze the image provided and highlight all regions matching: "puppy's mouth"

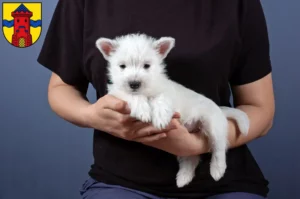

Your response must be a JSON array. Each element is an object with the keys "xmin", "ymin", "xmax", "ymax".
[{"xmin": 129, "ymin": 89, "xmax": 140, "ymax": 94}]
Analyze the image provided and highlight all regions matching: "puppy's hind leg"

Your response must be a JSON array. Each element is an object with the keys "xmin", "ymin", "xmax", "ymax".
[
  {"xmin": 201, "ymin": 113, "xmax": 228, "ymax": 181},
  {"xmin": 187, "ymin": 105, "xmax": 229, "ymax": 182},
  {"xmin": 176, "ymin": 156, "xmax": 200, "ymax": 188}
]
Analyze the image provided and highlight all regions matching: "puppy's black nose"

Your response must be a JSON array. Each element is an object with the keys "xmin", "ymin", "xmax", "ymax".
[{"xmin": 129, "ymin": 81, "xmax": 141, "ymax": 90}]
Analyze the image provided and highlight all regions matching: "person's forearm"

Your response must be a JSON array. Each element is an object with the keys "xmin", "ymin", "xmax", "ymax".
[
  {"xmin": 226, "ymin": 105, "xmax": 273, "ymax": 147},
  {"xmin": 192, "ymin": 104, "xmax": 274, "ymax": 155},
  {"xmin": 48, "ymin": 84, "xmax": 91, "ymax": 128}
]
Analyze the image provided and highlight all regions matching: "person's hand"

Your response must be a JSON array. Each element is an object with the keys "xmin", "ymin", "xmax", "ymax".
[
  {"xmin": 84, "ymin": 94, "xmax": 179, "ymax": 142},
  {"xmin": 138, "ymin": 119, "xmax": 209, "ymax": 156}
]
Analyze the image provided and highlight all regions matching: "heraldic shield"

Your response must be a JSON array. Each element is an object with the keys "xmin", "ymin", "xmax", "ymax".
[{"xmin": 2, "ymin": 2, "xmax": 42, "ymax": 48}]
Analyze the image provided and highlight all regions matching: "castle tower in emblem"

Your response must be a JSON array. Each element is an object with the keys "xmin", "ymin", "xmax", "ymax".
[{"xmin": 11, "ymin": 4, "xmax": 32, "ymax": 47}]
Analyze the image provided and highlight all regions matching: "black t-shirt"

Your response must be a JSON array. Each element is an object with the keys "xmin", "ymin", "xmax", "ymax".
[{"xmin": 37, "ymin": 0, "xmax": 272, "ymax": 198}]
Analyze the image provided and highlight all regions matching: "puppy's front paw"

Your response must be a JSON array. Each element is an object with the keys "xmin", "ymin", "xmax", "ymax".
[
  {"xmin": 151, "ymin": 97, "xmax": 173, "ymax": 129},
  {"xmin": 152, "ymin": 108, "xmax": 173, "ymax": 130},
  {"xmin": 130, "ymin": 101, "xmax": 152, "ymax": 123}
]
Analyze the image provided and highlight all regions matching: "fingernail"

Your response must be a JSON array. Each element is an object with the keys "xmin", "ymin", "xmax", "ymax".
[
  {"xmin": 171, "ymin": 124, "xmax": 177, "ymax": 129},
  {"xmin": 171, "ymin": 121, "xmax": 178, "ymax": 128}
]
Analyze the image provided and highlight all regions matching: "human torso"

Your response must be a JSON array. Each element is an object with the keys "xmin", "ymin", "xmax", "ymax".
[{"xmin": 81, "ymin": 0, "xmax": 269, "ymax": 198}]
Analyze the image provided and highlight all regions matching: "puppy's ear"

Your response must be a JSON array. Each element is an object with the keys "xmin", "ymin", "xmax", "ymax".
[
  {"xmin": 96, "ymin": 38, "xmax": 117, "ymax": 60},
  {"xmin": 154, "ymin": 37, "xmax": 175, "ymax": 59}
]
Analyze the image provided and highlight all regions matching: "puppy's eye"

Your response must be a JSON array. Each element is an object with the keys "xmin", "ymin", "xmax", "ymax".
[
  {"xmin": 120, "ymin": 64, "xmax": 126, "ymax": 69},
  {"xmin": 144, "ymin": 64, "xmax": 150, "ymax": 69}
]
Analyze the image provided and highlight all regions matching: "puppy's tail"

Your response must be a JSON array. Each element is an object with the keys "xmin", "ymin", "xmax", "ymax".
[{"xmin": 220, "ymin": 106, "xmax": 249, "ymax": 135}]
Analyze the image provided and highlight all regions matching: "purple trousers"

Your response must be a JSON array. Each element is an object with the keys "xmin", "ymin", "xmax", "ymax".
[{"xmin": 80, "ymin": 177, "xmax": 266, "ymax": 199}]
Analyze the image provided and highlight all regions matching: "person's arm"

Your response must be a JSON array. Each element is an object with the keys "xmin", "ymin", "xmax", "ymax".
[
  {"xmin": 228, "ymin": 73, "xmax": 275, "ymax": 144},
  {"xmin": 141, "ymin": 73, "xmax": 275, "ymax": 157},
  {"xmin": 47, "ymin": 72, "xmax": 170, "ymax": 142},
  {"xmin": 37, "ymin": 0, "xmax": 92, "ymax": 128},
  {"xmin": 192, "ymin": 73, "xmax": 275, "ymax": 155},
  {"xmin": 47, "ymin": 73, "xmax": 91, "ymax": 128}
]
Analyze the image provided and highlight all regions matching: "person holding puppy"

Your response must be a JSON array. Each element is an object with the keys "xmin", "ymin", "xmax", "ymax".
[{"xmin": 38, "ymin": 0, "xmax": 275, "ymax": 199}]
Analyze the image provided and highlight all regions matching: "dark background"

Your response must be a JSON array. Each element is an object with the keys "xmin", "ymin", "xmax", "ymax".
[{"xmin": 0, "ymin": 0, "xmax": 299, "ymax": 198}]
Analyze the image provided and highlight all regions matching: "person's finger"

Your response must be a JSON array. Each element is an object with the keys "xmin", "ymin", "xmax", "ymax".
[
  {"xmin": 133, "ymin": 125, "xmax": 160, "ymax": 138},
  {"xmin": 134, "ymin": 121, "xmax": 177, "ymax": 138},
  {"xmin": 102, "ymin": 109, "xmax": 135, "ymax": 124},
  {"xmin": 102, "ymin": 95, "xmax": 131, "ymax": 114},
  {"xmin": 131, "ymin": 120, "xmax": 151, "ymax": 133},
  {"xmin": 172, "ymin": 112, "xmax": 181, "ymax": 118},
  {"xmin": 96, "ymin": 119, "xmax": 120, "ymax": 136},
  {"xmin": 172, "ymin": 118, "xmax": 183, "ymax": 128},
  {"xmin": 134, "ymin": 133, "xmax": 167, "ymax": 143}
]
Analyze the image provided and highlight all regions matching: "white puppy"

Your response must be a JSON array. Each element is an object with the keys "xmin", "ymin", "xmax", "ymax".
[{"xmin": 95, "ymin": 33, "xmax": 249, "ymax": 188}]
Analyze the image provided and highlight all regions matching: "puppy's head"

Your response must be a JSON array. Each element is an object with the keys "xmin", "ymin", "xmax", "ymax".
[{"xmin": 96, "ymin": 34, "xmax": 175, "ymax": 95}]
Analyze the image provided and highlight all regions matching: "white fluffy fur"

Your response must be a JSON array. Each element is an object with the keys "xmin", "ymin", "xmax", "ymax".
[{"xmin": 95, "ymin": 33, "xmax": 250, "ymax": 188}]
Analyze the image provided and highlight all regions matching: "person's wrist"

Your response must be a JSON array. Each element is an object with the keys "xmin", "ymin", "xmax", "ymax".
[
  {"xmin": 79, "ymin": 103, "xmax": 95, "ymax": 128},
  {"xmin": 189, "ymin": 132, "xmax": 210, "ymax": 156}
]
